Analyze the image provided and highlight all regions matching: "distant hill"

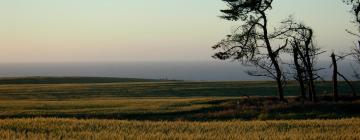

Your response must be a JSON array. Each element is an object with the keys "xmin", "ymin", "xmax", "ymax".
[{"xmin": 0, "ymin": 77, "xmax": 170, "ymax": 85}]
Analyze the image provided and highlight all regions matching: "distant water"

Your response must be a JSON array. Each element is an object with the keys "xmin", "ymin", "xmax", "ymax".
[{"xmin": 0, "ymin": 61, "xmax": 358, "ymax": 81}]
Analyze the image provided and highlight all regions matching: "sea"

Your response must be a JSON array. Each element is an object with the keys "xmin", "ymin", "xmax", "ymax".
[{"xmin": 0, "ymin": 61, "xmax": 358, "ymax": 81}]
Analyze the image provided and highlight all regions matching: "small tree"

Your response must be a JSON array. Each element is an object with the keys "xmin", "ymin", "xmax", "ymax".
[{"xmin": 213, "ymin": 0, "xmax": 288, "ymax": 101}]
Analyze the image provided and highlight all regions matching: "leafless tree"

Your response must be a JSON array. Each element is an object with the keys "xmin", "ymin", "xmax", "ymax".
[
  {"xmin": 331, "ymin": 53, "xmax": 340, "ymax": 101},
  {"xmin": 331, "ymin": 53, "xmax": 357, "ymax": 99},
  {"xmin": 280, "ymin": 19, "xmax": 324, "ymax": 101},
  {"xmin": 291, "ymin": 42, "xmax": 307, "ymax": 99}
]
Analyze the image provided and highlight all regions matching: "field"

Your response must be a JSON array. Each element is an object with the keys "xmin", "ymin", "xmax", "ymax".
[
  {"xmin": 1, "ymin": 97, "xmax": 360, "ymax": 121},
  {"xmin": 0, "ymin": 118, "xmax": 359, "ymax": 140},
  {"xmin": 0, "ymin": 79, "xmax": 358, "ymax": 100},
  {"xmin": 0, "ymin": 77, "xmax": 359, "ymax": 139}
]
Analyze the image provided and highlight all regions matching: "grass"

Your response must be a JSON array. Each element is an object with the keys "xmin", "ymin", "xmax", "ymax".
[
  {"xmin": 0, "ymin": 78, "xmax": 359, "ymax": 139},
  {"xmin": 0, "ymin": 79, "xmax": 358, "ymax": 120},
  {"xmin": 0, "ymin": 118, "xmax": 358, "ymax": 140},
  {"xmin": 0, "ymin": 98, "xmax": 216, "ymax": 120},
  {"xmin": 0, "ymin": 97, "xmax": 360, "ymax": 121}
]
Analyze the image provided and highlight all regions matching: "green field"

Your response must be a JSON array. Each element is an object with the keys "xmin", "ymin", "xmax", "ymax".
[
  {"xmin": 0, "ymin": 77, "xmax": 359, "ymax": 139},
  {"xmin": 0, "ymin": 78, "xmax": 358, "ymax": 100}
]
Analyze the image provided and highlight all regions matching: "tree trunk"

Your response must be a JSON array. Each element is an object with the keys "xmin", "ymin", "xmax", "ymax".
[
  {"xmin": 331, "ymin": 53, "xmax": 339, "ymax": 102},
  {"xmin": 275, "ymin": 76, "xmax": 285, "ymax": 101},
  {"xmin": 260, "ymin": 11, "xmax": 285, "ymax": 101},
  {"xmin": 293, "ymin": 46, "xmax": 306, "ymax": 99},
  {"xmin": 304, "ymin": 30, "xmax": 316, "ymax": 101},
  {"xmin": 308, "ymin": 71, "xmax": 316, "ymax": 101}
]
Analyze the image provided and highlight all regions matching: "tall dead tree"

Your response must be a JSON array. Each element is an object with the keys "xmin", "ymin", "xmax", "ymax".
[
  {"xmin": 331, "ymin": 53, "xmax": 339, "ymax": 101},
  {"xmin": 292, "ymin": 44, "xmax": 306, "ymax": 99},
  {"xmin": 213, "ymin": 0, "xmax": 287, "ymax": 101},
  {"xmin": 331, "ymin": 53, "xmax": 357, "ymax": 98},
  {"xmin": 280, "ymin": 19, "xmax": 323, "ymax": 101},
  {"xmin": 292, "ymin": 29, "xmax": 319, "ymax": 101}
]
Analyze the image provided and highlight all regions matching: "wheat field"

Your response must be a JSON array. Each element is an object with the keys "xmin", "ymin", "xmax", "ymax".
[
  {"xmin": 0, "ymin": 79, "xmax": 359, "ymax": 139},
  {"xmin": 0, "ymin": 118, "xmax": 358, "ymax": 140}
]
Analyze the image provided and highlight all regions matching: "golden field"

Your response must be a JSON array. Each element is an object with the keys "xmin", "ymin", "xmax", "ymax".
[
  {"xmin": 0, "ymin": 118, "xmax": 358, "ymax": 140},
  {"xmin": 0, "ymin": 78, "xmax": 359, "ymax": 139}
]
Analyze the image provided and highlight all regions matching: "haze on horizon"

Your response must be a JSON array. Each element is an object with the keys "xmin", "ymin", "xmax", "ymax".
[{"xmin": 0, "ymin": 0, "xmax": 358, "ymax": 63}]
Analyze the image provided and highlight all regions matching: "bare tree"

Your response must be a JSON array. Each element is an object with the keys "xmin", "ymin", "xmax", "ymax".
[
  {"xmin": 291, "ymin": 42, "xmax": 307, "ymax": 99},
  {"xmin": 331, "ymin": 53, "xmax": 339, "ymax": 101},
  {"xmin": 212, "ymin": 0, "xmax": 288, "ymax": 101},
  {"xmin": 281, "ymin": 20, "xmax": 324, "ymax": 101},
  {"xmin": 331, "ymin": 53, "xmax": 357, "ymax": 99}
]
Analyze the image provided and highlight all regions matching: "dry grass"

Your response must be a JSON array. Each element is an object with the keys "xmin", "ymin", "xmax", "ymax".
[
  {"xmin": 0, "ymin": 118, "xmax": 358, "ymax": 140},
  {"xmin": 0, "ymin": 98, "xmax": 218, "ymax": 119}
]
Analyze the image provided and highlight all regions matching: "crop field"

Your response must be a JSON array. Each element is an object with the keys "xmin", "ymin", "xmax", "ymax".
[
  {"xmin": 0, "ymin": 118, "xmax": 359, "ymax": 140},
  {"xmin": 0, "ymin": 77, "xmax": 359, "ymax": 139},
  {"xmin": 0, "ymin": 97, "xmax": 360, "ymax": 120},
  {"xmin": 0, "ymin": 78, "xmax": 358, "ymax": 120},
  {"xmin": 0, "ymin": 98, "xmax": 218, "ymax": 120}
]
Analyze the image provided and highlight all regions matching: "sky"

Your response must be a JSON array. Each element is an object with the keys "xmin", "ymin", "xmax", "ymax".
[{"xmin": 0, "ymin": 0, "xmax": 357, "ymax": 63}]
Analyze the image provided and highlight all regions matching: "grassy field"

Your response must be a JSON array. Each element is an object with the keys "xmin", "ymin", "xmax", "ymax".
[
  {"xmin": 0, "ymin": 78, "xmax": 358, "ymax": 120},
  {"xmin": 0, "ymin": 118, "xmax": 358, "ymax": 140},
  {"xmin": 0, "ymin": 80, "xmax": 358, "ymax": 100},
  {"xmin": 0, "ymin": 77, "xmax": 359, "ymax": 139},
  {"xmin": 0, "ymin": 97, "xmax": 359, "ymax": 120}
]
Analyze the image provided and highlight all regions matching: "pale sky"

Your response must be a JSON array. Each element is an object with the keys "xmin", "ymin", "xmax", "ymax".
[{"xmin": 0, "ymin": 0, "xmax": 357, "ymax": 63}]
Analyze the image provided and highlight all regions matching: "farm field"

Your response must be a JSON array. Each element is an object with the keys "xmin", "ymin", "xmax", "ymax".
[
  {"xmin": 1, "ymin": 97, "xmax": 360, "ymax": 120},
  {"xmin": 0, "ymin": 118, "xmax": 359, "ymax": 140},
  {"xmin": 0, "ymin": 78, "xmax": 358, "ymax": 100},
  {"xmin": 0, "ymin": 77, "xmax": 358, "ymax": 120},
  {"xmin": 0, "ymin": 77, "xmax": 359, "ymax": 139}
]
